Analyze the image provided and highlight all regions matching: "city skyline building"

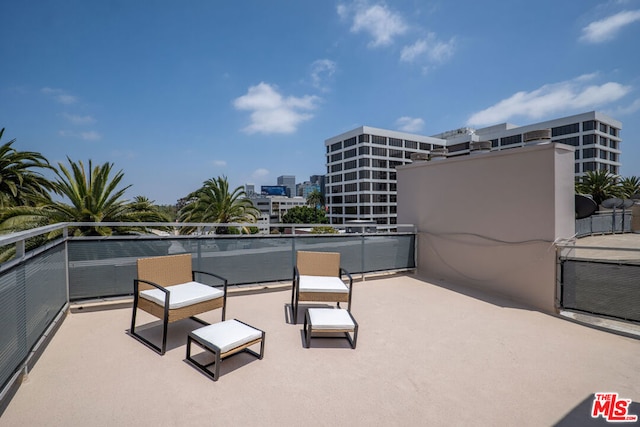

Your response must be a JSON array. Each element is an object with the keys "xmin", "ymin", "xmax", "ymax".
[
  {"xmin": 325, "ymin": 111, "xmax": 622, "ymax": 227},
  {"xmin": 277, "ymin": 175, "xmax": 296, "ymax": 198}
]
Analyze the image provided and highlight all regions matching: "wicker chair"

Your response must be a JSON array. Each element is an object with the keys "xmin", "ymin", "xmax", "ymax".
[
  {"xmin": 130, "ymin": 253, "xmax": 227, "ymax": 355},
  {"xmin": 290, "ymin": 251, "xmax": 353, "ymax": 324}
]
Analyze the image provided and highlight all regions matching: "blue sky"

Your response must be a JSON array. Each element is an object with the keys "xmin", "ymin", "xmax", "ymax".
[{"xmin": 1, "ymin": 0, "xmax": 639, "ymax": 205}]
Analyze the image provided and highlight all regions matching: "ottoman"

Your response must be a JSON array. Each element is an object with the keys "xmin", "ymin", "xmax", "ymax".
[
  {"xmin": 304, "ymin": 308, "xmax": 358, "ymax": 349},
  {"xmin": 186, "ymin": 319, "xmax": 265, "ymax": 381}
]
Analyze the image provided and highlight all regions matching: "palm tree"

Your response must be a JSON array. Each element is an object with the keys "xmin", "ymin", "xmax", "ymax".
[
  {"xmin": 575, "ymin": 170, "xmax": 622, "ymax": 206},
  {"xmin": 178, "ymin": 176, "xmax": 259, "ymax": 234},
  {"xmin": 0, "ymin": 158, "xmax": 168, "ymax": 237},
  {"xmin": 0, "ymin": 128, "xmax": 55, "ymax": 208},
  {"xmin": 306, "ymin": 189, "xmax": 324, "ymax": 208},
  {"xmin": 619, "ymin": 176, "xmax": 640, "ymax": 199}
]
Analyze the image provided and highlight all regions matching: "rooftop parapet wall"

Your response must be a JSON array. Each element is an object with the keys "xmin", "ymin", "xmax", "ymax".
[{"xmin": 396, "ymin": 143, "xmax": 575, "ymax": 312}]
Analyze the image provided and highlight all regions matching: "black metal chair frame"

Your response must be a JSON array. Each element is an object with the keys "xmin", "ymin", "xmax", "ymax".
[
  {"xmin": 130, "ymin": 270, "xmax": 227, "ymax": 355},
  {"xmin": 186, "ymin": 319, "xmax": 265, "ymax": 381}
]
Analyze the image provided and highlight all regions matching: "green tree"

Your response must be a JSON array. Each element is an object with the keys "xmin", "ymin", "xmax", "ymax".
[
  {"xmin": 0, "ymin": 128, "xmax": 55, "ymax": 208},
  {"xmin": 178, "ymin": 176, "xmax": 259, "ymax": 234},
  {"xmin": 306, "ymin": 189, "xmax": 324, "ymax": 208},
  {"xmin": 0, "ymin": 158, "xmax": 168, "ymax": 237},
  {"xmin": 619, "ymin": 176, "xmax": 640, "ymax": 199},
  {"xmin": 575, "ymin": 170, "xmax": 622, "ymax": 205},
  {"xmin": 281, "ymin": 205, "xmax": 328, "ymax": 224}
]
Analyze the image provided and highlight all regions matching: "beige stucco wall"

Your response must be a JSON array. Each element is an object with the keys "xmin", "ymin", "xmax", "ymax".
[{"xmin": 397, "ymin": 143, "xmax": 575, "ymax": 313}]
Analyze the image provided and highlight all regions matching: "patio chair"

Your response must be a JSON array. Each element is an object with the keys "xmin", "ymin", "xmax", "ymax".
[
  {"xmin": 130, "ymin": 253, "xmax": 227, "ymax": 355},
  {"xmin": 290, "ymin": 251, "xmax": 353, "ymax": 324}
]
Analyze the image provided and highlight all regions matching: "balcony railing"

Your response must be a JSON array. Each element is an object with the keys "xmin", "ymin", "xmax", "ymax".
[{"xmin": 0, "ymin": 222, "xmax": 417, "ymax": 397}]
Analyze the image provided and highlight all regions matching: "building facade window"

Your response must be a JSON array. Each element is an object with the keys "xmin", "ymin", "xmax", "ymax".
[
  {"xmin": 583, "ymin": 120, "xmax": 596, "ymax": 131},
  {"xmin": 372, "ymin": 147, "xmax": 387, "ymax": 156},
  {"xmin": 583, "ymin": 134, "xmax": 596, "ymax": 145},
  {"xmin": 344, "ymin": 148, "xmax": 357, "ymax": 158},
  {"xmin": 344, "ymin": 183, "xmax": 358, "ymax": 192},
  {"xmin": 501, "ymin": 134, "xmax": 522, "ymax": 145},
  {"xmin": 389, "ymin": 138, "xmax": 402, "ymax": 147},
  {"xmin": 344, "ymin": 137, "xmax": 357, "ymax": 147},
  {"xmin": 583, "ymin": 148, "xmax": 595, "ymax": 158},
  {"xmin": 331, "ymin": 153, "xmax": 342, "ymax": 162},
  {"xmin": 331, "ymin": 141, "xmax": 342, "ymax": 152},
  {"xmin": 552, "ymin": 123, "xmax": 579, "ymax": 136},
  {"xmin": 371, "ymin": 171, "xmax": 387, "ymax": 180},
  {"xmin": 344, "ymin": 171, "xmax": 357, "ymax": 181},
  {"xmin": 372, "ymin": 135, "xmax": 387, "ymax": 145},
  {"xmin": 344, "ymin": 160, "xmax": 357, "ymax": 170},
  {"xmin": 358, "ymin": 134, "xmax": 369, "ymax": 143},
  {"xmin": 554, "ymin": 136, "xmax": 579, "ymax": 146},
  {"xmin": 389, "ymin": 149, "xmax": 403, "ymax": 158},
  {"xmin": 359, "ymin": 170, "xmax": 370, "ymax": 179},
  {"xmin": 405, "ymin": 140, "xmax": 417, "ymax": 149},
  {"xmin": 371, "ymin": 159, "xmax": 387, "ymax": 168},
  {"xmin": 331, "ymin": 164, "xmax": 342, "ymax": 172}
]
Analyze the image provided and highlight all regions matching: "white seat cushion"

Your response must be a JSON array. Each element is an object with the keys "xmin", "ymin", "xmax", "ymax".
[
  {"xmin": 308, "ymin": 308, "xmax": 355, "ymax": 330},
  {"xmin": 191, "ymin": 320, "xmax": 263, "ymax": 353},
  {"xmin": 139, "ymin": 281, "xmax": 224, "ymax": 309},
  {"xmin": 299, "ymin": 275, "xmax": 348, "ymax": 293}
]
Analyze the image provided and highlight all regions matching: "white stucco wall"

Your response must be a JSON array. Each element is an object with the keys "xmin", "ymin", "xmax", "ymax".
[{"xmin": 397, "ymin": 143, "xmax": 575, "ymax": 312}]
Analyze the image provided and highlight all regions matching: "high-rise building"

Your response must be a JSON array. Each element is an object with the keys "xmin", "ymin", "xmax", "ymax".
[
  {"xmin": 277, "ymin": 175, "xmax": 296, "ymax": 198},
  {"xmin": 325, "ymin": 111, "xmax": 622, "ymax": 227},
  {"xmin": 325, "ymin": 126, "xmax": 444, "ymax": 227}
]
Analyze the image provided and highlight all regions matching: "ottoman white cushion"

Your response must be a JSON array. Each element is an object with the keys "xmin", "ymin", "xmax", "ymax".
[
  {"xmin": 140, "ymin": 281, "xmax": 224, "ymax": 309},
  {"xmin": 299, "ymin": 275, "xmax": 348, "ymax": 293},
  {"xmin": 191, "ymin": 320, "xmax": 262, "ymax": 353},
  {"xmin": 308, "ymin": 308, "xmax": 355, "ymax": 330}
]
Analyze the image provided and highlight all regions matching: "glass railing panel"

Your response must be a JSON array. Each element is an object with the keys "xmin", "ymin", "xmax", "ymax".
[
  {"xmin": 293, "ymin": 235, "xmax": 364, "ymax": 274},
  {"xmin": 0, "ymin": 267, "xmax": 26, "ymax": 391},
  {"xmin": 363, "ymin": 234, "xmax": 416, "ymax": 272}
]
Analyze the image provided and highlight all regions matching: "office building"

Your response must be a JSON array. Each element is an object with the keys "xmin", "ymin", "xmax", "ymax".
[
  {"xmin": 325, "ymin": 111, "xmax": 622, "ymax": 227},
  {"xmin": 277, "ymin": 175, "xmax": 296, "ymax": 198}
]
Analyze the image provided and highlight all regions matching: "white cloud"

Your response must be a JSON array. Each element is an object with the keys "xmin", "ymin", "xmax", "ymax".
[
  {"xmin": 467, "ymin": 75, "xmax": 632, "ymax": 126},
  {"xmin": 396, "ymin": 117, "xmax": 425, "ymax": 133},
  {"xmin": 42, "ymin": 87, "xmax": 78, "ymax": 104},
  {"xmin": 62, "ymin": 113, "xmax": 96, "ymax": 125},
  {"xmin": 401, "ymin": 33, "xmax": 456, "ymax": 64},
  {"xmin": 339, "ymin": 2, "xmax": 408, "ymax": 47},
  {"xmin": 213, "ymin": 160, "xmax": 227, "ymax": 167},
  {"xmin": 252, "ymin": 168, "xmax": 269, "ymax": 179},
  {"xmin": 611, "ymin": 97, "xmax": 640, "ymax": 115},
  {"xmin": 310, "ymin": 59, "xmax": 337, "ymax": 91},
  {"xmin": 580, "ymin": 9, "xmax": 640, "ymax": 43},
  {"xmin": 58, "ymin": 130, "xmax": 102, "ymax": 141},
  {"xmin": 233, "ymin": 82, "xmax": 319, "ymax": 134}
]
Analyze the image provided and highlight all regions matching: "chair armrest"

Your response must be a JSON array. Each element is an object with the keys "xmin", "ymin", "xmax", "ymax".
[
  {"xmin": 192, "ymin": 270, "xmax": 228, "ymax": 295},
  {"xmin": 293, "ymin": 266, "xmax": 301, "ymax": 287},
  {"xmin": 340, "ymin": 268, "xmax": 353, "ymax": 287},
  {"xmin": 134, "ymin": 279, "xmax": 170, "ymax": 308}
]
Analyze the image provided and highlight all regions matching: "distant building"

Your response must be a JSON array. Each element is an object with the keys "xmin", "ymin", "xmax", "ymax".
[
  {"xmin": 277, "ymin": 175, "xmax": 296, "ymax": 198},
  {"xmin": 325, "ymin": 111, "xmax": 622, "ymax": 228},
  {"xmin": 252, "ymin": 195, "xmax": 307, "ymax": 223}
]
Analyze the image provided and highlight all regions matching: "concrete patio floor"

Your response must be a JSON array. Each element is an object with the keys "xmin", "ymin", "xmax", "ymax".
[{"xmin": 1, "ymin": 274, "xmax": 639, "ymax": 426}]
